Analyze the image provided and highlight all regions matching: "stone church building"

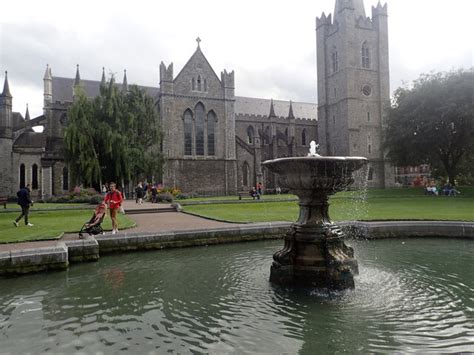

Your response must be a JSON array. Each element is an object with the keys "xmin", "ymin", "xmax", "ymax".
[{"xmin": 0, "ymin": 0, "xmax": 393, "ymax": 199}]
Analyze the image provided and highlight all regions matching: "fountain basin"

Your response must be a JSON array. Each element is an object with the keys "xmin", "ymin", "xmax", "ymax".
[
  {"xmin": 263, "ymin": 156, "xmax": 368, "ymax": 196},
  {"xmin": 263, "ymin": 155, "xmax": 368, "ymax": 290},
  {"xmin": 0, "ymin": 238, "xmax": 472, "ymax": 354}
]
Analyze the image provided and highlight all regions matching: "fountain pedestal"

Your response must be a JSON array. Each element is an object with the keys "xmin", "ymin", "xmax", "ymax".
[{"xmin": 263, "ymin": 156, "xmax": 367, "ymax": 290}]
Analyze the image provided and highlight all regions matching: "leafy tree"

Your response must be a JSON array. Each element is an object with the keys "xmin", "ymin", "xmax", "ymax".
[
  {"xmin": 64, "ymin": 78, "xmax": 163, "ymax": 188},
  {"xmin": 64, "ymin": 89, "xmax": 101, "ymax": 186},
  {"xmin": 384, "ymin": 69, "xmax": 474, "ymax": 185}
]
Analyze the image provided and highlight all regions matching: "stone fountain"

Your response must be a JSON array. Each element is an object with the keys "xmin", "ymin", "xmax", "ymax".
[{"xmin": 262, "ymin": 142, "xmax": 368, "ymax": 290}]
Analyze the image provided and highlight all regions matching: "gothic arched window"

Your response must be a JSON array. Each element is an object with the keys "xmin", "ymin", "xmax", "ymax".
[
  {"xmin": 195, "ymin": 103, "xmax": 205, "ymax": 155},
  {"xmin": 367, "ymin": 134, "xmax": 372, "ymax": 154},
  {"xmin": 331, "ymin": 47, "xmax": 338, "ymax": 73},
  {"xmin": 242, "ymin": 162, "xmax": 250, "ymax": 187},
  {"xmin": 302, "ymin": 129, "xmax": 307, "ymax": 146},
  {"xmin": 32, "ymin": 164, "xmax": 38, "ymax": 190},
  {"xmin": 207, "ymin": 110, "xmax": 216, "ymax": 156},
  {"xmin": 19, "ymin": 164, "xmax": 26, "ymax": 189},
  {"xmin": 247, "ymin": 126, "xmax": 255, "ymax": 144},
  {"xmin": 264, "ymin": 126, "xmax": 271, "ymax": 145},
  {"xmin": 204, "ymin": 79, "xmax": 207, "ymax": 92},
  {"xmin": 362, "ymin": 42, "xmax": 370, "ymax": 69},
  {"xmin": 184, "ymin": 109, "xmax": 193, "ymax": 155},
  {"xmin": 197, "ymin": 75, "xmax": 202, "ymax": 91},
  {"xmin": 368, "ymin": 167, "xmax": 374, "ymax": 181},
  {"xmin": 192, "ymin": 77, "xmax": 196, "ymax": 91},
  {"xmin": 62, "ymin": 167, "xmax": 69, "ymax": 191}
]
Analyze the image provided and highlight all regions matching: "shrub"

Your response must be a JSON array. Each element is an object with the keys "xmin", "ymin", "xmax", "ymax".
[
  {"xmin": 70, "ymin": 186, "xmax": 100, "ymax": 198},
  {"xmin": 44, "ymin": 193, "xmax": 103, "ymax": 204},
  {"xmin": 89, "ymin": 195, "xmax": 104, "ymax": 205},
  {"xmin": 175, "ymin": 193, "xmax": 191, "ymax": 200},
  {"xmin": 156, "ymin": 192, "xmax": 173, "ymax": 203},
  {"xmin": 157, "ymin": 187, "xmax": 181, "ymax": 197}
]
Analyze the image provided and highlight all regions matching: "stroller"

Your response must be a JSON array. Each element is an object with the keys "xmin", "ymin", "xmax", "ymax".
[{"xmin": 79, "ymin": 203, "xmax": 107, "ymax": 238}]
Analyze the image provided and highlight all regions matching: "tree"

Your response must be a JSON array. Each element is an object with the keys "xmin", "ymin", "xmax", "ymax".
[
  {"xmin": 64, "ymin": 78, "xmax": 164, "ymax": 188},
  {"xmin": 384, "ymin": 69, "xmax": 474, "ymax": 185},
  {"xmin": 64, "ymin": 89, "xmax": 101, "ymax": 186}
]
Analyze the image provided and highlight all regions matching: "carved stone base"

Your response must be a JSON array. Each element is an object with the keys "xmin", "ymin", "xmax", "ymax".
[{"xmin": 269, "ymin": 224, "xmax": 358, "ymax": 290}]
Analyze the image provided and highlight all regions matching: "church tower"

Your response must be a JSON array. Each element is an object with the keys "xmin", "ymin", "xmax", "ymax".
[
  {"xmin": 0, "ymin": 72, "xmax": 13, "ymax": 196},
  {"xmin": 316, "ymin": 0, "xmax": 393, "ymax": 187}
]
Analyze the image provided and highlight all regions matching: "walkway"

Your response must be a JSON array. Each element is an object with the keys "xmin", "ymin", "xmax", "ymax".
[
  {"xmin": 0, "ymin": 201, "xmax": 240, "ymax": 252},
  {"xmin": 121, "ymin": 199, "xmax": 241, "ymax": 233}
]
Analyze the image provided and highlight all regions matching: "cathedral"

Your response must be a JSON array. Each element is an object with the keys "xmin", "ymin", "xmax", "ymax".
[{"xmin": 0, "ymin": 0, "xmax": 393, "ymax": 199}]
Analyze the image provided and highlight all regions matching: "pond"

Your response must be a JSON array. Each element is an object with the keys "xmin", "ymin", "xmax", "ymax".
[{"xmin": 0, "ymin": 238, "xmax": 472, "ymax": 353}]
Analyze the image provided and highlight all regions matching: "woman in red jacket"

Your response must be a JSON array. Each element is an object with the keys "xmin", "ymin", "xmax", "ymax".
[{"xmin": 104, "ymin": 182, "xmax": 123, "ymax": 234}]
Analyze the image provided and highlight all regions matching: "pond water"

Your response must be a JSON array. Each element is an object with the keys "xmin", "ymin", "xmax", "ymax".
[{"xmin": 0, "ymin": 238, "xmax": 473, "ymax": 354}]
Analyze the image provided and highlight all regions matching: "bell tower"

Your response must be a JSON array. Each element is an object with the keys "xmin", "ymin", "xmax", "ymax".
[{"xmin": 316, "ymin": 0, "xmax": 393, "ymax": 187}]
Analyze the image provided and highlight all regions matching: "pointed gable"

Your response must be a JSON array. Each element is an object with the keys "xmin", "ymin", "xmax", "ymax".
[{"xmin": 173, "ymin": 46, "xmax": 223, "ymax": 98}]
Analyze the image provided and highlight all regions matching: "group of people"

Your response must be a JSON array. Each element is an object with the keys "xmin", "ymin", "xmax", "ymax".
[
  {"xmin": 249, "ymin": 182, "xmax": 263, "ymax": 200},
  {"xmin": 135, "ymin": 182, "xmax": 161, "ymax": 204},
  {"xmin": 14, "ymin": 182, "xmax": 124, "ymax": 235},
  {"xmin": 424, "ymin": 182, "xmax": 460, "ymax": 196}
]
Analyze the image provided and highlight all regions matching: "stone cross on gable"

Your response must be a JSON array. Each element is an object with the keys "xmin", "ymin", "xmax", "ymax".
[{"xmin": 196, "ymin": 37, "xmax": 201, "ymax": 48}]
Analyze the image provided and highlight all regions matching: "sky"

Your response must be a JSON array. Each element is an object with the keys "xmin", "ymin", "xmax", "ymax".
[{"xmin": 0, "ymin": 0, "xmax": 472, "ymax": 120}]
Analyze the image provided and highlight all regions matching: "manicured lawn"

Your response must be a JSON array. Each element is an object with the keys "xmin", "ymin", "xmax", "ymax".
[
  {"xmin": 3, "ymin": 202, "xmax": 94, "ymax": 210},
  {"xmin": 0, "ymin": 210, "xmax": 135, "ymax": 244},
  {"xmin": 182, "ymin": 188, "xmax": 474, "ymax": 223},
  {"xmin": 181, "ymin": 186, "xmax": 474, "ymax": 202},
  {"xmin": 182, "ymin": 194, "xmax": 296, "ymax": 202}
]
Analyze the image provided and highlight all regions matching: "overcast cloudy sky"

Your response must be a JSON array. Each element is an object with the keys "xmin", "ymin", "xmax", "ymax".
[{"xmin": 0, "ymin": 0, "xmax": 472, "ymax": 119}]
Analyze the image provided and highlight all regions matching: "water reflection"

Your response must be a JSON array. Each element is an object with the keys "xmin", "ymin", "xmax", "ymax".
[{"xmin": 0, "ymin": 239, "xmax": 472, "ymax": 353}]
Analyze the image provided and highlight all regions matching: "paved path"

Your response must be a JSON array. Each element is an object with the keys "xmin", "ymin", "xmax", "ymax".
[
  {"xmin": 0, "ymin": 201, "xmax": 240, "ymax": 252},
  {"xmin": 121, "ymin": 200, "xmax": 242, "ymax": 232}
]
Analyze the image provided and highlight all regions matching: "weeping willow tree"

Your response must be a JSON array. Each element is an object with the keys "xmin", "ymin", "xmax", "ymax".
[{"xmin": 64, "ymin": 78, "xmax": 164, "ymax": 188}]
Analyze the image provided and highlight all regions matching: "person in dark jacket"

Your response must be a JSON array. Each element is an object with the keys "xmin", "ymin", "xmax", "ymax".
[{"xmin": 13, "ymin": 184, "xmax": 34, "ymax": 227}]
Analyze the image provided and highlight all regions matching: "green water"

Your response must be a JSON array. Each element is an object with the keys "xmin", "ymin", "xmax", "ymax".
[{"xmin": 0, "ymin": 238, "xmax": 473, "ymax": 354}]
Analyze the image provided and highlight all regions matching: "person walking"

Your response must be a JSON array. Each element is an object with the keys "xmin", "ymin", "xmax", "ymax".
[
  {"xmin": 13, "ymin": 184, "xmax": 34, "ymax": 227},
  {"xmin": 104, "ymin": 182, "xmax": 123, "ymax": 234},
  {"xmin": 135, "ymin": 182, "xmax": 144, "ymax": 204}
]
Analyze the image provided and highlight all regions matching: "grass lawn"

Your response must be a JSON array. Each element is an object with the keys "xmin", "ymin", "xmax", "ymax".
[
  {"xmin": 182, "ymin": 187, "xmax": 474, "ymax": 223},
  {"xmin": 3, "ymin": 202, "xmax": 94, "ymax": 210},
  {"xmin": 0, "ymin": 210, "xmax": 135, "ymax": 244}
]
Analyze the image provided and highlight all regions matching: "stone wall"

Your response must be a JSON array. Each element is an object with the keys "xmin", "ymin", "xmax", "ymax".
[
  {"xmin": 164, "ymin": 159, "xmax": 237, "ymax": 196},
  {"xmin": 0, "ymin": 139, "xmax": 12, "ymax": 197}
]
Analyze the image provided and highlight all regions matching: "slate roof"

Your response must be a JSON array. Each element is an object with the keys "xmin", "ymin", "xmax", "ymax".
[
  {"xmin": 51, "ymin": 77, "xmax": 317, "ymax": 120},
  {"xmin": 12, "ymin": 112, "xmax": 24, "ymax": 128},
  {"xmin": 13, "ymin": 131, "xmax": 46, "ymax": 148},
  {"xmin": 52, "ymin": 77, "xmax": 160, "ymax": 103},
  {"xmin": 235, "ymin": 96, "xmax": 317, "ymax": 120}
]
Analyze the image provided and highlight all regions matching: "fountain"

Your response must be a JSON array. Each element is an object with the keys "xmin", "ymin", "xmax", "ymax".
[{"xmin": 262, "ymin": 141, "xmax": 368, "ymax": 290}]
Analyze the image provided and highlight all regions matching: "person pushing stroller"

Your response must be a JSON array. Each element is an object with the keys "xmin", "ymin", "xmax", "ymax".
[{"xmin": 104, "ymin": 182, "xmax": 123, "ymax": 234}]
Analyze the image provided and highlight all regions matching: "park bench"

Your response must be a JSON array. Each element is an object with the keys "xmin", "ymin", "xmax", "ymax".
[{"xmin": 0, "ymin": 196, "xmax": 7, "ymax": 209}]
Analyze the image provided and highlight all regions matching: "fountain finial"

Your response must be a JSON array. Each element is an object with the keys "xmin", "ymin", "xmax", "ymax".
[{"xmin": 308, "ymin": 140, "xmax": 320, "ymax": 157}]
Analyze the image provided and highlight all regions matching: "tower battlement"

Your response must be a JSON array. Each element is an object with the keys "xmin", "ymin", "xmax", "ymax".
[
  {"xmin": 372, "ymin": 2, "xmax": 388, "ymax": 17},
  {"xmin": 159, "ymin": 62, "xmax": 173, "ymax": 82},
  {"xmin": 236, "ymin": 113, "xmax": 315, "ymax": 123},
  {"xmin": 220, "ymin": 70, "xmax": 234, "ymax": 89},
  {"xmin": 356, "ymin": 16, "xmax": 373, "ymax": 29},
  {"xmin": 316, "ymin": 12, "xmax": 332, "ymax": 29}
]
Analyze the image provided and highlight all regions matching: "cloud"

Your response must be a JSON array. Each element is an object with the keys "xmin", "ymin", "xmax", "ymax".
[{"xmin": 1, "ymin": 0, "xmax": 472, "ymax": 119}]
